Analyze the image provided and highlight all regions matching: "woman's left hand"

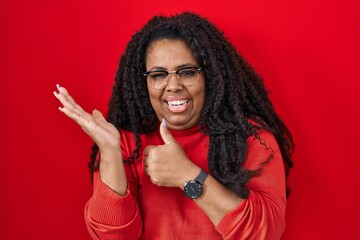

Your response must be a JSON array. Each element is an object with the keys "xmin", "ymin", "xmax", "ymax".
[{"xmin": 144, "ymin": 119, "xmax": 200, "ymax": 188}]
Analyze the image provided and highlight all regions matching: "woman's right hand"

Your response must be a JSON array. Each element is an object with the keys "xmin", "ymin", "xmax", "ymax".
[
  {"xmin": 54, "ymin": 84, "xmax": 127, "ymax": 195},
  {"xmin": 53, "ymin": 84, "xmax": 120, "ymax": 158}
]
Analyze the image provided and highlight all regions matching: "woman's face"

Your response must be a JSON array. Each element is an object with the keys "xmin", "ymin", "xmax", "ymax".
[{"xmin": 145, "ymin": 39, "xmax": 206, "ymax": 130}]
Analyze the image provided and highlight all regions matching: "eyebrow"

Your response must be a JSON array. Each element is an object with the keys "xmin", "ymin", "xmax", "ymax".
[{"xmin": 148, "ymin": 63, "xmax": 198, "ymax": 71}]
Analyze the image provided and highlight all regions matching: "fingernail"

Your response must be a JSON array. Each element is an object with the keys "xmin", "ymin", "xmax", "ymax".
[
  {"xmin": 53, "ymin": 91, "xmax": 58, "ymax": 97},
  {"xmin": 56, "ymin": 84, "xmax": 61, "ymax": 92},
  {"xmin": 161, "ymin": 118, "xmax": 167, "ymax": 128}
]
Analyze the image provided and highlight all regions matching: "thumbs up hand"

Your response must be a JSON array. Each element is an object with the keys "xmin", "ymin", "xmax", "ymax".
[{"xmin": 144, "ymin": 119, "xmax": 200, "ymax": 188}]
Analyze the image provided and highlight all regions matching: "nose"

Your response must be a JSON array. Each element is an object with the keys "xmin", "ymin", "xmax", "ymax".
[{"xmin": 165, "ymin": 72, "xmax": 183, "ymax": 92}]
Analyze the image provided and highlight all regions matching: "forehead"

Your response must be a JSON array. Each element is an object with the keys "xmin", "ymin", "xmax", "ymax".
[{"xmin": 145, "ymin": 39, "xmax": 198, "ymax": 68}]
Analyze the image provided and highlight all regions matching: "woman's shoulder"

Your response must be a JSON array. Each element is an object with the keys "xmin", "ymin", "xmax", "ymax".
[{"xmin": 245, "ymin": 119, "xmax": 280, "ymax": 155}]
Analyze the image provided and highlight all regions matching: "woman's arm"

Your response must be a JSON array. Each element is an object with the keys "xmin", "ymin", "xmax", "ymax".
[
  {"xmin": 144, "ymin": 121, "xmax": 286, "ymax": 240},
  {"xmin": 54, "ymin": 85, "xmax": 128, "ymax": 195},
  {"xmin": 85, "ymin": 169, "xmax": 142, "ymax": 240},
  {"xmin": 196, "ymin": 130, "xmax": 286, "ymax": 239},
  {"xmin": 54, "ymin": 85, "xmax": 142, "ymax": 239}
]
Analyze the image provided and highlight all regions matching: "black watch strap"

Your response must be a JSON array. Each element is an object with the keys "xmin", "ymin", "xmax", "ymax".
[{"xmin": 195, "ymin": 169, "xmax": 208, "ymax": 185}]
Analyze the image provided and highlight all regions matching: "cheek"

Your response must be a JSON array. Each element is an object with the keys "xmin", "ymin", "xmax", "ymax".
[
  {"xmin": 148, "ymin": 88, "xmax": 160, "ymax": 101},
  {"xmin": 148, "ymin": 90, "xmax": 163, "ymax": 112},
  {"xmin": 196, "ymin": 80, "xmax": 206, "ymax": 103},
  {"xmin": 194, "ymin": 82, "xmax": 206, "ymax": 110},
  {"xmin": 196, "ymin": 93, "xmax": 206, "ymax": 111}
]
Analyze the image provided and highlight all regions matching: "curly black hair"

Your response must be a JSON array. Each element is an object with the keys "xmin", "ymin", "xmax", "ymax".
[{"xmin": 88, "ymin": 12, "xmax": 294, "ymax": 198}]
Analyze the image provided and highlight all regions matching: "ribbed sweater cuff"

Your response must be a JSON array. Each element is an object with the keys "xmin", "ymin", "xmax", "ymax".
[
  {"xmin": 87, "ymin": 175, "xmax": 137, "ymax": 226},
  {"xmin": 216, "ymin": 198, "xmax": 247, "ymax": 237}
]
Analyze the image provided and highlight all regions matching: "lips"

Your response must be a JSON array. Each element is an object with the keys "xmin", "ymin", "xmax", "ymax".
[{"xmin": 164, "ymin": 99, "xmax": 190, "ymax": 112}]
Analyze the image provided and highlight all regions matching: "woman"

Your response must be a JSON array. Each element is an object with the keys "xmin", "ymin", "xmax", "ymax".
[{"xmin": 54, "ymin": 12, "xmax": 294, "ymax": 240}]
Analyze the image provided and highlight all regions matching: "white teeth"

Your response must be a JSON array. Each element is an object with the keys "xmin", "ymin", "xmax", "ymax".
[{"xmin": 166, "ymin": 100, "xmax": 189, "ymax": 107}]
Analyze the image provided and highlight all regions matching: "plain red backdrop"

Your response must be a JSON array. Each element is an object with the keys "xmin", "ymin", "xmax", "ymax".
[{"xmin": 1, "ymin": 0, "xmax": 359, "ymax": 239}]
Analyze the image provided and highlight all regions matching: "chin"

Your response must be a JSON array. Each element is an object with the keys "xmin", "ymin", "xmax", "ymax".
[{"xmin": 166, "ymin": 118, "xmax": 197, "ymax": 130}]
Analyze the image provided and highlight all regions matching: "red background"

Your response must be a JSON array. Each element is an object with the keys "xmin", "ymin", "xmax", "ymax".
[{"xmin": 1, "ymin": 0, "xmax": 359, "ymax": 239}]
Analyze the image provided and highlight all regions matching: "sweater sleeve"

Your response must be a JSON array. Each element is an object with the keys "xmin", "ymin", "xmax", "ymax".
[
  {"xmin": 84, "ymin": 169, "xmax": 142, "ymax": 240},
  {"xmin": 215, "ymin": 130, "xmax": 287, "ymax": 240},
  {"xmin": 84, "ymin": 130, "xmax": 142, "ymax": 239}
]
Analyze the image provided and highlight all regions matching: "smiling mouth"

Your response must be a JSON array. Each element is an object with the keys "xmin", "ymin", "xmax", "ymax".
[{"xmin": 165, "ymin": 99, "xmax": 190, "ymax": 109}]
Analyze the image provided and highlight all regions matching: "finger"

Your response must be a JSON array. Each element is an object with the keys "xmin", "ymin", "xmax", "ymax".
[
  {"xmin": 92, "ymin": 109, "xmax": 107, "ymax": 123},
  {"xmin": 144, "ymin": 165, "xmax": 149, "ymax": 176},
  {"xmin": 54, "ymin": 85, "xmax": 105, "ymax": 137},
  {"xmin": 143, "ymin": 156, "xmax": 149, "ymax": 169},
  {"xmin": 92, "ymin": 109, "xmax": 109, "ymax": 129},
  {"xmin": 58, "ymin": 103, "xmax": 92, "ymax": 125},
  {"xmin": 91, "ymin": 109, "xmax": 117, "ymax": 134},
  {"xmin": 54, "ymin": 84, "xmax": 85, "ymax": 112},
  {"xmin": 54, "ymin": 89, "xmax": 91, "ymax": 125},
  {"xmin": 55, "ymin": 93, "xmax": 86, "ymax": 121},
  {"xmin": 54, "ymin": 86, "xmax": 87, "ymax": 119},
  {"xmin": 144, "ymin": 145, "xmax": 156, "ymax": 156},
  {"xmin": 59, "ymin": 106, "xmax": 103, "ymax": 138},
  {"xmin": 159, "ymin": 118, "xmax": 176, "ymax": 145}
]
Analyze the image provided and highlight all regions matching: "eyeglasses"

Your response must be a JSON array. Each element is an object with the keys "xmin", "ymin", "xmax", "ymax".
[{"xmin": 143, "ymin": 66, "xmax": 203, "ymax": 90}]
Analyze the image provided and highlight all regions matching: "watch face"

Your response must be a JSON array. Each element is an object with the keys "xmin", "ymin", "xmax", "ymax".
[{"xmin": 184, "ymin": 180, "xmax": 203, "ymax": 199}]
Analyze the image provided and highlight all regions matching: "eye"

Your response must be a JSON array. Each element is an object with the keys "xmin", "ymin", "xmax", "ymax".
[
  {"xmin": 148, "ymin": 71, "xmax": 168, "ymax": 80},
  {"xmin": 178, "ymin": 69, "xmax": 197, "ymax": 78}
]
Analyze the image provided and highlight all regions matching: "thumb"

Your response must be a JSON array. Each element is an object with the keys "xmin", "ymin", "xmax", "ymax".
[
  {"xmin": 160, "ymin": 118, "xmax": 176, "ymax": 145},
  {"xmin": 92, "ymin": 109, "xmax": 106, "ymax": 122}
]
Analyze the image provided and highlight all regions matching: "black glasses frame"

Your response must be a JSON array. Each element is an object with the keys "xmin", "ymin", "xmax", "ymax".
[{"xmin": 143, "ymin": 66, "xmax": 203, "ymax": 78}]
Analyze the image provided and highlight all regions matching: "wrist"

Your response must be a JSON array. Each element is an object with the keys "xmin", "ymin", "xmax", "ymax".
[
  {"xmin": 99, "ymin": 148, "xmax": 122, "ymax": 163},
  {"xmin": 179, "ymin": 165, "xmax": 201, "ymax": 190},
  {"xmin": 183, "ymin": 169, "xmax": 208, "ymax": 199}
]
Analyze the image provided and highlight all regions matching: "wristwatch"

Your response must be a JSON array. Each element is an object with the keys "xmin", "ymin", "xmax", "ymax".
[{"xmin": 183, "ymin": 169, "xmax": 208, "ymax": 199}]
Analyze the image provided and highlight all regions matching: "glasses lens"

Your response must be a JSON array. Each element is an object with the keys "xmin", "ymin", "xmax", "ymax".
[
  {"xmin": 145, "ymin": 67, "xmax": 201, "ymax": 89},
  {"xmin": 147, "ymin": 71, "xmax": 168, "ymax": 89},
  {"xmin": 177, "ymin": 68, "xmax": 200, "ymax": 86}
]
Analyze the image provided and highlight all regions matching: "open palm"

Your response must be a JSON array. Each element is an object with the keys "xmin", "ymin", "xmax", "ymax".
[{"xmin": 54, "ymin": 85, "xmax": 120, "ymax": 154}]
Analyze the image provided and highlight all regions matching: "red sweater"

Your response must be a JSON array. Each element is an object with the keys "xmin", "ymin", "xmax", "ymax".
[{"xmin": 85, "ymin": 125, "xmax": 286, "ymax": 239}]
